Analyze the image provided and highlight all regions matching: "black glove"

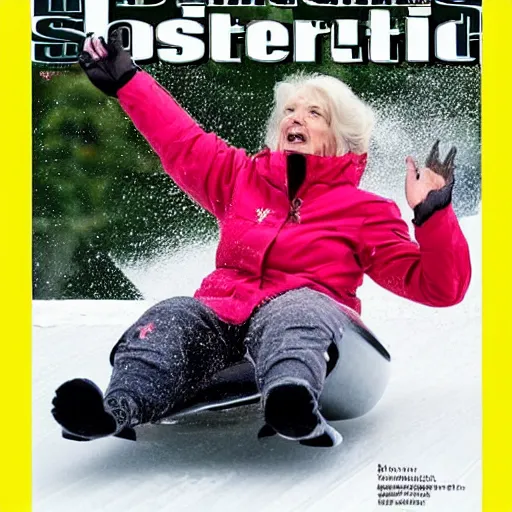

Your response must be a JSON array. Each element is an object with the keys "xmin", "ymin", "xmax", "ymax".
[
  {"xmin": 412, "ymin": 140, "xmax": 456, "ymax": 227},
  {"xmin": 79, "ymin": 30, "xmax": 139, "ymax": 97}
]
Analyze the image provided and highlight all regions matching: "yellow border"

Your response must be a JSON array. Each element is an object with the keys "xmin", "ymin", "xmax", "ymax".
[
  {"xmin": 0, "ymin": 1, "xmax": 32, "ymax": 511},
  {"xmin": 0, "ymin": 1, "xmax": 507, "ymax": 511},
  {"xmin": 482, "ymin": 2, "xmax": 512, "ymax": 511}
]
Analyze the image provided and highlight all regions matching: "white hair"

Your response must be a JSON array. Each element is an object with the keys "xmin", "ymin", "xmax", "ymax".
[{"xmin": 264, "ymin": 72, "xmax": 375, "ymax": 155}]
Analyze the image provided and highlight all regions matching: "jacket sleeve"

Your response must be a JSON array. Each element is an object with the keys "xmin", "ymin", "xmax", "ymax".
[
  {"xmin": 357, "ymin": 200, "xmax": 471, "ymax": 307},
  {"xmin": 116, "ymin": 71, "xmax": 250, "ymax": 219}
]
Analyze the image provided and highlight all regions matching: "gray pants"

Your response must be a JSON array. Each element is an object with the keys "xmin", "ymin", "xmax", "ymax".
[{"xmin": 106, "ymin": 288, "xmax": 346, "ymax": 425}]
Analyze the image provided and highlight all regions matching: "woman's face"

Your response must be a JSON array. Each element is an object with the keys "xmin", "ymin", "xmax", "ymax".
[{"xmin": 277, "ymin": 90, "xmax": 337, "ymax": 157}]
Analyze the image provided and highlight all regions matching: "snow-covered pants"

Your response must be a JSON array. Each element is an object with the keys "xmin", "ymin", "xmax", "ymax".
[{"xmin": 106, "ymin": 288, "xmax": 344, "ymax": 425}]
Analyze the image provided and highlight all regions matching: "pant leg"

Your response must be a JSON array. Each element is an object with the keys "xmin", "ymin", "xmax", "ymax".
[
  {"xmin": 244, "ymin": 288, "xmax": 345, "ymax": 402},
  {"xmin": 106, "ymin": 296, "xmax": 246, "ymax": 425}
]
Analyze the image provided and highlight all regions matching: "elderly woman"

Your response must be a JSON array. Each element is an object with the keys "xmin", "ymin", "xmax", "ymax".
[{"xmin": 52, "ymin": 32, "xmax": 471, "ymax": 448}]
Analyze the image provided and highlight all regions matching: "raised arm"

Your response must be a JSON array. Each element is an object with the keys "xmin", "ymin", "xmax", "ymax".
[
  {"xmin": 358, "ymin": 200, "xmax": 471, "ymax": 306},
  {"xmin": 357, "ymin": 142, "xmax": 472, "ymax": 306},
  {"xmin": 79, "ymin": 31, "xmax": 249, "ymax": 218},
  {"xmin": 116, "ymin": 71, "xmax": 249, "ymax": 218}
]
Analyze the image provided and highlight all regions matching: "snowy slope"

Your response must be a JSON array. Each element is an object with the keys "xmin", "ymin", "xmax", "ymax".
[{"xmin": 32, "ymin": 212, "xmax": 481, "ymax": 512}]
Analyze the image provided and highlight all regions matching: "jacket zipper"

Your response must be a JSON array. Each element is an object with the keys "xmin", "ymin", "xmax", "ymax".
[
  {"xmin": 289, "ymin": 197, "xmax": 303, "ymax": 224},
  {"xmin": 259, "ymin": 154, "xmax": 307, "ymax": 288},
  {"xmin": 258, "ymin": 196, "xmax": 304, "ymax": 289}
]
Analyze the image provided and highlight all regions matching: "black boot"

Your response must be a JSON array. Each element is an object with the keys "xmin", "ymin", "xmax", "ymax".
[
  {"xmin": 262, "ymin": 381, "xmax": 342, "ymax": 448},
  {"xmin": 51, "ymin": 378, "xmax": 137, "ymax": 442}
]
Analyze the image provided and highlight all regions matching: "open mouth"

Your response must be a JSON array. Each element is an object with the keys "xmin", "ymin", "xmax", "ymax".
[{"xmin": 287, "ymin": 132, "xmax": 306, "ymax": 143}]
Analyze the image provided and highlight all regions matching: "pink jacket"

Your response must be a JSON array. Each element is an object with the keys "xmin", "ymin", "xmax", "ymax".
[{"xmin": 118, "ymin": 71, "xmax": 472, "ymax": 324}]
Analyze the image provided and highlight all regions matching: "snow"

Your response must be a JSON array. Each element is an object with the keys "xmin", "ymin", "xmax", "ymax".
[{"xmin": 33, "ymin": 211, "xmax": 481, "ymax": 512}]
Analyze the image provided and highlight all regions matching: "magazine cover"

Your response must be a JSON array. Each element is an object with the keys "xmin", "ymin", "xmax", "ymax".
[{"xmin": 0, "ymin": 0, "xmax": 510, "ymax": 511}]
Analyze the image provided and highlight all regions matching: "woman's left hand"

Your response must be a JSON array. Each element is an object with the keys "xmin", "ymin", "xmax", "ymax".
[{"xmin": 405, "ymin": 141, "xmax": 456, "ymax": 209}]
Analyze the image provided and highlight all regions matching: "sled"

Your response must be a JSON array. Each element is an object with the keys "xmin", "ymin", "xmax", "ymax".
[{"xmin": 158, "ymin": 305, "xmax": 391, "ymax": 424}]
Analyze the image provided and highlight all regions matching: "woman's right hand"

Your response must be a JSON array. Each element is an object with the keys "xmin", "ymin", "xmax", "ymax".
[{"xmin": 79, "ymin": 30, "xmax": 139, "ymax": 97}]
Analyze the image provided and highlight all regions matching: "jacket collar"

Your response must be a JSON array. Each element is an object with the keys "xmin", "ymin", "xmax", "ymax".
[{"xmin": 254, "ymin": 147, "xmax": 368, "ymax": 189}]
